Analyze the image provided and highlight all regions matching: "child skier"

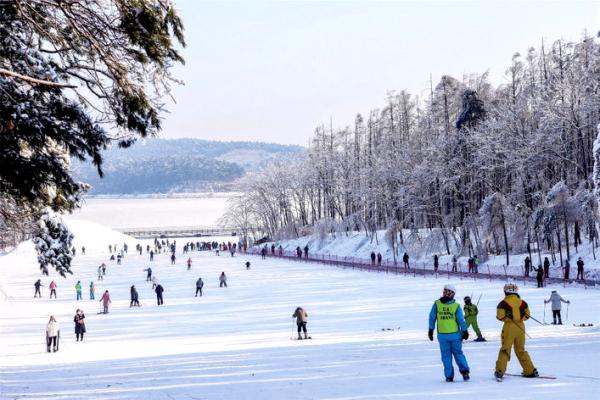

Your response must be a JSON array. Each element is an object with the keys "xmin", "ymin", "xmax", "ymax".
[
  {"xmin": 428, "ymin": 284, "xmax": 470, "ymax": 382},
  {"xmin": 544, "ymin": 290, "xmax": 570, "ymax": 325},
  {"xmin": 89, "ymin": 282, "xmax": 95, "ymax": 300},
  {"xmin": 293, "ymin": 307, "xmax": 309, "ymax": 340},
  {"xmin": 463, "ymin": 296, "xmax": 486, "ymax": 341},
  {"xmin": 494, "ymin": 283, "xmax": 538, "ymax": 381},
  {"xmin": 49, "ymin": 281, "xmax": 57, "ymax": 298}
]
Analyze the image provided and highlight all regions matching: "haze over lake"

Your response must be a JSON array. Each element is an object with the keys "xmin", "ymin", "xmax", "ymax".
[{"xmin": 70, "ymin": 194, "xmax": 235, "ymax": 229}]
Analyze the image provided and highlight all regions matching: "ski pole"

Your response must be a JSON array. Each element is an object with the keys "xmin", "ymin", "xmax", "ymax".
[
  {"xmin": 566, "ymin": 302, "xmax": 569, "ymax": 323},
  {"xmin": 543, "ymin": 302, "xmax": 546, "ymax": 324},
  {"xmin": 525, "ymin": 313, "xmax": 545, "ymax": 326},
  {"xmin": 476, "ymin": 293, "xmax": 482, "ymax": 306}
]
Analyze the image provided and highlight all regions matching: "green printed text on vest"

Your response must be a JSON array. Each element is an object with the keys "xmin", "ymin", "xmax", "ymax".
[{"xmin": 435, "ymin": 300, "xmax": 459, "ymax": 333}]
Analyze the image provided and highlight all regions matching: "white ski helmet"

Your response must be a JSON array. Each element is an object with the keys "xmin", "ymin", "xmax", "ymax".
[
  {"xmin": 503, "ymin": 283, "xmax": 519, "ymax": 294},
  {"xmin": 443, "ymin": 284, "xmax": 456, "ymax": 295}
]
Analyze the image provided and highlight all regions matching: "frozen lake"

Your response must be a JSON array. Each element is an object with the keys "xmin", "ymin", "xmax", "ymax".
[{"xmin": 70, "ymin": 195, "xmax": 236, "ymax": 229}]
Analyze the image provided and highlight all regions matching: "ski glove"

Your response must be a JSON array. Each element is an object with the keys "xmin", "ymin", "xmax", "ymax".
[
  {"xmin": 462, "ymin": 331, "xmax": 469, "ymax": 340},
  {"xmin": 428, "ymin": 329, "xmax": 434, "ymax": 341}
]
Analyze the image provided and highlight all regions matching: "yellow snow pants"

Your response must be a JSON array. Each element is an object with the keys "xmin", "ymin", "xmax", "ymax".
[{"xmin": 495, "ymin": 321, "xmax": 535, "ymax": 375}]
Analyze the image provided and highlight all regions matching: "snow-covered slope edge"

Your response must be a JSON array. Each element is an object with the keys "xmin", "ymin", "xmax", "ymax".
[{"xmin": 266, "ymin": 230, "xmax": 600, "ymax": 281}]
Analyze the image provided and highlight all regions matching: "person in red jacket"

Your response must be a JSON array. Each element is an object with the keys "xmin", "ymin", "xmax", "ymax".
[{"xmin": 99, "ymin": 290, "xmax": 111, "ymax": 314}]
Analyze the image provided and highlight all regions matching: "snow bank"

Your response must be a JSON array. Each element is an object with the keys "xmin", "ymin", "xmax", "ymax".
[
  {"xmin": 64, "ymin": 218, "xmax": 136, "ymax": 254},
  {"xmin": 268, "ymin": 229, "xmax": 600, "ymax": 281}
]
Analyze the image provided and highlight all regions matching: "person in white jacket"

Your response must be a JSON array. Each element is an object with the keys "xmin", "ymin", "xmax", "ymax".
[
  {"xmin": 544, "ymin": 290, "xmax": 570, "ymax": 325},
  {"xmin": 46, "ymin": 316, "xmax": 59, "ymax": 352}
]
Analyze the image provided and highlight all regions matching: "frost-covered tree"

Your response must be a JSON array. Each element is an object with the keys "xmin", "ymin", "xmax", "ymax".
[
  {"xmin": 574, "ymin": 190, "xmax": 599, "ymax": 259},
  {"xmin": 545, "ymin": 181, "xmax": 577, "ymax": 264},
  {"xmin": 0, "ymin": 0, "xmax": 185, "ymax": 272},
  {"xmin": 32, "ymin": 209, "xmax": 74, "ymax": 277},
  {"xmin": 480, "ymin": 193, "xmax": 510, "ymax": 265},
  {"xmin": 228, "ymin": 33, "xmax": 600, "ymax": 264},
  {"xmin": 594, "ymin": 124, "xmax": 600, "ymax": 199}
]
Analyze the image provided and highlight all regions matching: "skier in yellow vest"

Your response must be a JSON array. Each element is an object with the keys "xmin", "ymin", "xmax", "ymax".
[
  {"xmin": 494, "ymin": 283, "xmax": 538, "ymax": 381},
  {"xmin": 428, "ymin": 284, "xmax": 470, "ymax": 382}
]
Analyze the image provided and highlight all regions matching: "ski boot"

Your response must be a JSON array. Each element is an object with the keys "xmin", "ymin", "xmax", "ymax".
[
  {"xmin": 461, "ymin": 371, "xmax": 470, "ymax": 381},
  {"xmin": 522, "ymin": 369, "xmax": 539, "ymax": 378},
  {"xmin": 445, "ymin": 377, "xmax": 454, "ymax": 382},
  {"xmin": 474, "ymin": 336, "xmax": 487, "ymax": 342},
  {"xmin": 494, "ymin": 371, "xmax": 503, "ymax": 382}
]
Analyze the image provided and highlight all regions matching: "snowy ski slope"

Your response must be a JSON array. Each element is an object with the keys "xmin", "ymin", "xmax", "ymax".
[{"xmin": 1, "ymin": 220, "xmax": 599, "ymax": 399}]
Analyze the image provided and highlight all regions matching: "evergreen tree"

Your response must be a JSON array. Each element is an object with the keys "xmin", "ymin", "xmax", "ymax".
[
  {"xmin": 0, "ymin": 0, "xmax": 185, "ymax": 274},
  {"xmin": 32, "ymin": 209, "xmax": 74, "ymax": 277}
]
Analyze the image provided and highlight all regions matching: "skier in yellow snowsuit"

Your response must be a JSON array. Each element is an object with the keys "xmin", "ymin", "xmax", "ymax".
[{"xmin": 494, "ymin": 283, "xmax": 538, "ymax": 380}]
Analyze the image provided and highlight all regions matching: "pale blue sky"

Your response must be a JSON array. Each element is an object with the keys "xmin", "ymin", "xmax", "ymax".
[{"xmin": 162, "ymin": 0, "xmax": 599, "ymax": 145}]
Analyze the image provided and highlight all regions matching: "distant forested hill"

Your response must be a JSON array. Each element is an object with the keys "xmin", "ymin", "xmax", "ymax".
[{"xmin": 72, "ymin": 139, "xmax": 304, "ymax": 195}]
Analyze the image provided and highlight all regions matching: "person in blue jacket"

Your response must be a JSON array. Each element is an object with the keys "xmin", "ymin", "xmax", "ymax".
[{"xmin": 428, "ymin": 284, "xmax": 470, "ymax": 382}]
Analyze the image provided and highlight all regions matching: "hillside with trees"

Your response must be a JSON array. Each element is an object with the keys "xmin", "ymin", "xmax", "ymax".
[
  {"xmin": 72, "ymin": 139, "xmax": 304, "ymax": 194},
  {"xmin": 225, "ymin": 33, "xmax": 600, "ymax": 268}
]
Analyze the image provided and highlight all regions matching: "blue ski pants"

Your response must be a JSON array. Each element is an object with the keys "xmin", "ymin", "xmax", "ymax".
[{"xmin": 437, "ymin": 332, "xmax": 469, "ymax": 379}]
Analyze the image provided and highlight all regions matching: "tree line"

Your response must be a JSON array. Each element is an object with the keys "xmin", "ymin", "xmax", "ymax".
[{"xmin": 225, "ymin": 33, "xmax": 600, "ymax": 267}]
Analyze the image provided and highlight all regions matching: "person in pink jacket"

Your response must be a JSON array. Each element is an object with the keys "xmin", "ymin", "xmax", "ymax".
[
  {"xmin": 99, "ymin": 290, "xmax": 111, "ymax": 314},
  {"xmin": 49, "ymin": 281, "xmax": 57, "ymax": 299}
]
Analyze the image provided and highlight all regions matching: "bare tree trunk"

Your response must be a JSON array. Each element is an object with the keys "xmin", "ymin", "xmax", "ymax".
[
  {"xmin": 556, "ymin": 229, "xmax": 563, "ymax": 267},
  {"xmin": 500, "ymin": 209, "xmax": 510, "ymax": 265}
]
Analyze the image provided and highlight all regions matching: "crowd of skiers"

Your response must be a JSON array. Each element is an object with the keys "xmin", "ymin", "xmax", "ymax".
[
  {"xmin": 36, "ymin": 236, "xmax": 578, "ymax": 387},
  {"xmin": 37, "ymin": 238, "xmax": 250, "ymax": 350}
]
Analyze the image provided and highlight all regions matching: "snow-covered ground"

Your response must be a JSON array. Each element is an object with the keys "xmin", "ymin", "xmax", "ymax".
[
  {"xmin": 1, "ymin": 220, "xmax": 599, "ymax": 399},
  {"xmin": 271, "ymin": 230, "xmax": 600, "ymax": 281}
]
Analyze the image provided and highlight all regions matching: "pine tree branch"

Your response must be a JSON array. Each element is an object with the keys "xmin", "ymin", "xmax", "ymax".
[{"xmin": 0, "ymin": 68, "xmax": 76, "ymax": 88}]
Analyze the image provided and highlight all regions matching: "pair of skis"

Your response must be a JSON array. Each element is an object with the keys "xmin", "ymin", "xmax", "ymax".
[{"xmin": 496, "ymin": 373, "xmax": 556, "ymax": 382}]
